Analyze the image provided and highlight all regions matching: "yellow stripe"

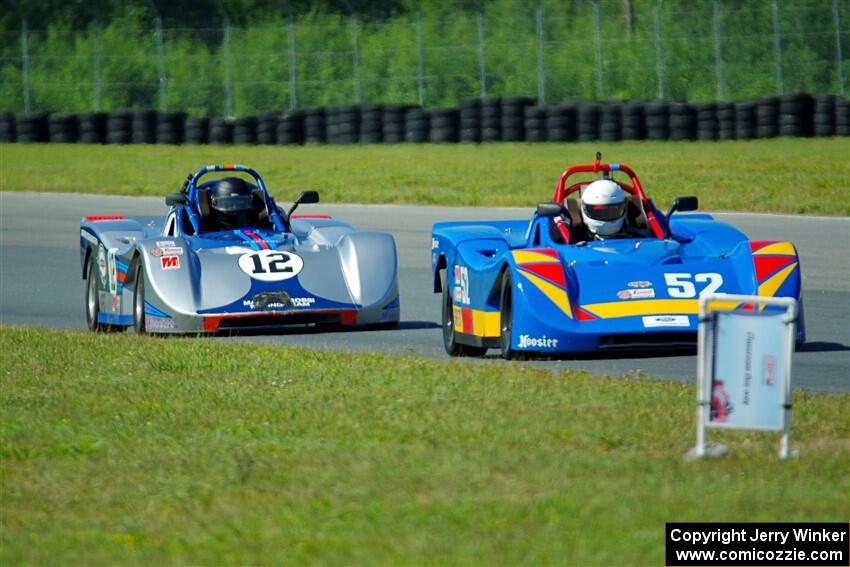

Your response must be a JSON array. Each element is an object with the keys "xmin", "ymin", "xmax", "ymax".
[
  {"xmin": 512, "ymin": 250, "xmax": 559, "ymax": 264},
  {"xmin": 472, "ymin": 309, "xmax": 501, "ymax": 338},
  {"xmin": 753, "ymin": 242, "xmax": 796, "ymax": 256},
  {"xmin": 519, "ymin": 270, "xmax": 573, "ymax": 319},
  {"xmin": 757, "ymin": 262, "xmax": 798, "ymax": 310},
  {"xmin": 582, "ymin": 298, "xmax": 699, "ymax": 318},
  {"xmin": 704, "ymin": 300, "xmax": 742, "ymax": 312},
  {"xmin": 453, "ymin": 305, "xmax": 463, "ymax": 333}
]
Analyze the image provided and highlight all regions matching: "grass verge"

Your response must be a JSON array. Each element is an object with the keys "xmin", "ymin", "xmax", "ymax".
[
  {"xmin": 1, "ymin": 139, "xmax": 848, "ymax": 215},
  {"xmin": 1, "ymin": 326, "xmax": 848, "ymax": 565}
]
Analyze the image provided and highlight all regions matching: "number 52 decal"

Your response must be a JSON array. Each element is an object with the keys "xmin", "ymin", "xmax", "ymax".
[{"xmin": 664, "ymin": 272, "xmax": 723, "ymax": 298}]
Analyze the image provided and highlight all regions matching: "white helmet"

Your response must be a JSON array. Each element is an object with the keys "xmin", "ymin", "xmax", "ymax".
[{"xmin": 581, "ymin": 179, "xmax": 626, "ymax": 238}]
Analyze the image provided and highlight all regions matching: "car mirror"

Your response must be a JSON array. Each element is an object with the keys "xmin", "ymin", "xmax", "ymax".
[
  {"xmin": 536, "ymin": 202, "xmax": 563, "ymax": 217},
  {"xmin": 165, "ymin": 193, "xmax": 187, "ymax": 207},
  {"xmin": 297, "ymin": 190, "xmax": 320, "ymax": 204},
  {"xmin": 666, "ymin": 196, "xmax": 698, "ymax": 218}
]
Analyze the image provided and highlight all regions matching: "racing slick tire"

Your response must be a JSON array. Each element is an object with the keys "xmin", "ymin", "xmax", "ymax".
[
  {"xmin": 440, "ymin": 270, "xmax": 486, "ymax": 357},
  {"xmin": 132, "ymin": 262, "xmax": 146, "ymax": 335},
  {"xmin": 85, "ymin": 258, "xmax": 120, "ymax": 333},
  {"xmin": 499, "ymin": 272, "xmax": 522, "ymax": 360}
]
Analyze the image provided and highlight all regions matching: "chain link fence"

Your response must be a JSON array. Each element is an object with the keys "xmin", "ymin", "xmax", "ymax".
[{"xmin": 1, "ymin": 0, "xmax": 847, "ymax": 116}]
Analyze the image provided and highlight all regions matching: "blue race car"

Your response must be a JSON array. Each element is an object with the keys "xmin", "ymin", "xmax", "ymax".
[{"xmin": 430, "ymin": 154, "xmax": 805, "ymax": 358}]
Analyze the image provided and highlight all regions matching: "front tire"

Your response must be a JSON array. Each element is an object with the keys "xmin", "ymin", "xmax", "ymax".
[
  {"xmin": 499, "ymin": 272, "xmax": 521, "ymax": 360},
  {"xmin": 440, "ymin": 269, "xmax": 486, "ymax": 357},
  {"xmin": 85, "ymin": 257, "xmax": 118, "ymax": 333},
  {"xmin": 132, "ymin": 262, "xmax": 146, "ymax": 334}
]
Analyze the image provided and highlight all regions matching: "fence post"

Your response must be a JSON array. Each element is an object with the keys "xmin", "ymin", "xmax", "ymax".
[
  {"xmin": 593, "ymin": 1, "xmax": 603, "ymax": 99},
  {"xmin": 351, "ymin": 14, "xmax": 361, "ymax": 103},
  {"xmin": 154, "ymin": 16, "xmax": 167, "ymax": 111},
  {"xmin": 416, "ymin": 10, "xmax": 424, "ymax": 106},
  {"xmin": 835, "ymin": 0, "xmax": 845, "ymax": 96},
  {"xmin": 219, "ymin": 6, "xmax": 233, "ymax": 116},
  {"xmin": 93, "ymin": 17, "xmax": 102, "ymax": 111},
  {"xmin": 771, "ymin": 0, "xmax": 783, "ymax": 96},
  {"xmin": 713, "ymin": 1, "xmax": 724, "ymax": 101},
  {"xmin": 20, "ymin": 15, "xmax": 31, "ymax": 113},
  {"xmin": 653, "ymin": 0, "xmax": 664, "ymax": 100},
  {"xmin": 477, "ymin": 7, "xmax": 486, "ymax": 98},
  {"xmin": 536, "ymin": 2, "xmax": 545, "ymax": 103},
  {"xmin": 287, "ymin": 13, "xmax": 297, "ymax": 110}
]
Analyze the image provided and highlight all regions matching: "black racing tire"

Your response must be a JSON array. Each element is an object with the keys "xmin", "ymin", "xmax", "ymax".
[
  {"xmin": 499, "ymin": 271, "xmax": 521, "ymax": 360},
  {"xmin": 133, "ymin": 262, "xmax": 146, "ymax": 334},
  {"xmin": 440, "ymin": 270, "xmax": 486, "ymax": 357},
  {"xmin": 85, "ymin": 257, "xmax": 120, "ymax": 333}
]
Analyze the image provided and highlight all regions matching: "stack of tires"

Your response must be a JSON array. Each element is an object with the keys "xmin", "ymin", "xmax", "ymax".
[
  {"xmin": 429, "ymin": 108, "xmax": 459, "ymax": 143},
  {"xmin": 106, "ymin": 111, "xmax": 132, "ymax": 144},
  {"xmin": 209, "ymin": 118, "xmax": 233, "ymax": 145},
  {"xmin": 232, "ymin": 116, "xmax": 257, "ymax": 145},
  {"xmin": 621, "ymin": 102, "xmax": 645, "ymax": 140},
  {"xmin": 277, "ymin": 111, "xmax": 303, "ymax": 145},
  {"xmin": 78, "ymin": 112, "xmax": 106, "ymax": 143},
  {"xmin": 48, "ymin": 113, "xmax": 78, "ymax": 143},
  {"xmin": 669, "ymin": 103, "xmax": 696, "ymax": 141},
  {"xmin": 645, "ymin": 102, "xmax": 669, "ymax": 140},
  {"xmin": 524, "ymin": 105, "xmax": 546, "ymax": 142},
  {"xmin": 756, "ymin": 96, "xmax": 780, "ymax": 139},
  {"xmin": 778, "ymin": 94, "xmax": 813, "ymax": 137},
  {"xmin": 184, "ymin": 117, "xmax": 209, "ymax": 144},
  {"xmin": 480, "ymin": 97, "xmax": 502, "ymax": 142},
  {"xmin": 131, "ymin": 110, "xmax": 157, "ymax": 144},
  {"xmin": 382, "ymin": 105, "xmax": 408, "ymax": 143},
  {"xmin": 405, "ymin": 107, "xmax": 429, "ymax": 143},
  {"xmin": 0, "ymin": 112, "xmax": 14, "ymax": 142},
  {"xmin": 303, "ymin": 109, "xmax": 326, "ymax": 144},
  {"xmin": 717, "ymin": 103, "xmax": 735, "ymax": 140},
  {"xmin": 358, "ymin": 104, "xmax": 383, "ymax": 144},
  {"xmin": 501, "ymin": 97, "xmax": 533, "ymax": 141},
  {"xmin": 157, "ymin": 112, "xmax": 185, "ymax": 144},
  {"xmin": 459, "ymin": 99, "xmax": 481, "ymax": 143},
  {"xmin": 695, "ymin": 103, "xmax": 717, "ymax": 141},
  {"xmin": 838, "ymin": 99, "xmax": 850, "ymax": 136},
  {"xmin": 734, "ymin": 101, "xmax": 756, "ymax": 139},
  {"xmin": 576, "ymin": 102, "xmax": 600, "ymax": 142},
  {"xmin": 599, "ymin": 102, "xmax": 622, "ymax": 142},
  {"xmin": 327, "ymin": 106, "xmax": 360, "ymax": 145},
  {"xmin": 546, "ymin": 103, "xmax": 577, "ymax": 142},
  {"xmin": 257, "ymin": 112, "xmax": 279, "ymax": 145},
  {"xmin": 814, "ymin": 95, "xmax": 837, "ymax": 137}
]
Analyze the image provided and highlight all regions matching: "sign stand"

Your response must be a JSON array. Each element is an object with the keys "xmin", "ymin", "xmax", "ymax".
[{"xmin": 686, "ymin": 293, "xmax": 797, "ymax": 461}]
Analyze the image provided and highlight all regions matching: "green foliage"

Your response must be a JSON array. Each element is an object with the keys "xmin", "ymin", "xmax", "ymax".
[
  {"xmin": 0, "ymin": 0, "xmax": 848, "ymax": 114},
  {"xmin": 1, "ymin": 138, "xmax": 848, "ymax": 215}
]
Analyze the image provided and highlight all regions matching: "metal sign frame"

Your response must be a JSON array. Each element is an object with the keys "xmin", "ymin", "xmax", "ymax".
[{"xmin": 689, "ymin": 293, "xmax": 797, "ymax": 460}]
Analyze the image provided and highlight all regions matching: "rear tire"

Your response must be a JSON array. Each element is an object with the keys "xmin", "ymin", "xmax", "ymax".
[
  {"xmin": 440, "ymin": 269, "xmax": 486, "ymax": 357},
  {"xmin": 133, "ymin": 262, "xmax": 146, "ymax": 334},
  {"xmin": 499, "ymin": 272, "xmax": 521, "ymax": 360},
  {"xmin": 85, "ymin": 257, "xmax": 119, "ymax": 333}
]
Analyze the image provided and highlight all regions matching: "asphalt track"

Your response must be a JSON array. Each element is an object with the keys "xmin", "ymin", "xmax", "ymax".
[{"xmin": 1, "ymin": 192, "xmax": 847, "ymax": 392}]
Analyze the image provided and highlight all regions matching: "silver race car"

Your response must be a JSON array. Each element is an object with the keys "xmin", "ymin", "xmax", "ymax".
[{"xmin": 79, "ymin": 164, "xmax": 399, "ymax": 334}]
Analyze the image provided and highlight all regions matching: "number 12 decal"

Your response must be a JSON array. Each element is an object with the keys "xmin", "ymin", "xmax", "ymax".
[
  {"xmin": 238, "ymin": 250, "xmax": 304, "ymax": 282},
  {"xmin": 664, "ymin": 272, "xmax": 723, "ymax": 298}
]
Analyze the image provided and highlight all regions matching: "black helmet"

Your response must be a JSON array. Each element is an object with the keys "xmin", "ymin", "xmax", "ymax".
[{"xmin": 208, "ymin": 177, "xmax": 257, "ymax": 230}]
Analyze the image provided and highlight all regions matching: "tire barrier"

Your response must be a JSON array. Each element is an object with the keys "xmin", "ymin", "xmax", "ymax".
[
  {"xmin": 0, "ymin": 112, "xmax": 15, "ymax": 142},
  {"xmin": 106, "ymin": 110, "xmax": 132, "ymax": 144},
  {"xmin": 184, "ymin": 117, "xmax": 209, "ymax": 145},
  {"xmin": 405, "ymin": 107, "xmax": 429, "ymax": 143},
  {"xmin": 48, "ymin": 112, "xmax": 79, "ymax": 143},
  {"xmin": 303, "ymin": 108, "xmax": 326, "ymax": 144},
  {"xmin": 622, "ymin": 102, "xmax": 645, "ymax": 140},
  {"xmin": 132, "ymin": 109, "xmax": 157, "ymax": 144},
  {"xmin": 277, "ymin": 111, "xmax": 304, "ymax": 145},
  {"xmin": 4, "ymin": 95, "xmax": 846, "ymax": 148}
]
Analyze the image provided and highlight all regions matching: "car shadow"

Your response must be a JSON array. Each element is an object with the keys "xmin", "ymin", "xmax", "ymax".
[
  {"xmin": 482, "ymin": 345, "xmax": 696, "ymax": 361},
  {"xmin": 218, "ymin": 319, "xmax": 439, "ymax": 337},
  {"xmin": 797, "ymin": 341, "xmax": 850, "ymax": 353}
]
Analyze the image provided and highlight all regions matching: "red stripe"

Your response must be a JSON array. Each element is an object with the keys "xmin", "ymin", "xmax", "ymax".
[
  {"xmin": 749, "ymin": 240, "xmax": 776, "ymax": 253},
  {"xmin": 291, "ymin": 214, "xmax": 331, "ymax": 219},
  {"xmin": 526, "ymin": 247, "xmax": 559, "ymax": 258},
  {"xmin": 242, "ymin": 229, "xmax": 269, "ymax": 250},
  {"xmin": 116, "ymin": 271, "xmax": 126, "ymax": 283},
  {"xmin": 753, "ymin": 255, "xmax": 795, "ymax": 282},
  {"xmin": 202, "ymin": 309, "xmax": 358, "ymax": 332},
  {"xmin": 520, "ymin": 263, "xmax": 566, "ymax": 288},
  {"xmin": 84, "ymin": 215, "xmax": 125, "ymax": 222},
  {"xmin": 461, "ymin": 307, "xmax": 474, "ymax": 334}
]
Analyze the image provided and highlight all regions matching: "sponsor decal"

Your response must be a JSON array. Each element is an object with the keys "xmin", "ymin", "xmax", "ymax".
[
  {"xmin": 111, "ymin": 295, "xmax": 120, "ymax": 311},
  {"xmin": 156, "ymin": 240, "xmax": 176, "ymax": 247},
  {"xmin": 627, "ymin": 280, "xmax": 652, "ymax": 289},
  {"xmin": 238, "ymin": 250, "xmax": 303, "ymax": 282},
  {"xmin": 243, "ymin": 292, "xmax": 315, "ymax": 310},
  {"xmin": 146, "ymin": 315, "xmax": 176, "ymax": 330},
  {"xmin": 453, "ymin": 286, "xmax": 462, "ymax": 303},
  {"xmin": 641, "ymin": 315, "xmax": 690, "ymax": 328},
  {"xmin": 431, "ymin": 237, "xmax": 439, "ymax": 250},
  {"xmin": 107, "ymin": 248, "xmax": 119, "ymax": 294},
  {"xmin": 763, "ymin": 353, "xmax": 776, "ymax": 386},
  {"xmin": 617, "ymin": 288, "xmax": 656, "ymax": 300},
  {"xmin": 453, "ymin": 265, "xmax": 470, "ymax": 304},
  {"xmin": 518, "ymin": 334, "xmax": 559, "ymax": 349},
  {"xmin": 150, "ymin": 246, "xmax": 183, "ymax": 257},
  {"xmin": 97, "ymin": 245, "xmax": 107, "ymax": 281},
  {"xmin": 160, "ymin": 255, "xmax": 181, "ymax": 270}
]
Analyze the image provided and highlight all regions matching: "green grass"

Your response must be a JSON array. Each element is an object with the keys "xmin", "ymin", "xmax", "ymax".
[
  {"xmin": 1, "ymin": 326, "xmax": 847, "ymax": 565},
  {"xmin": 1, "ymin": 139, "xmax": 848, "ymax": 215}
]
